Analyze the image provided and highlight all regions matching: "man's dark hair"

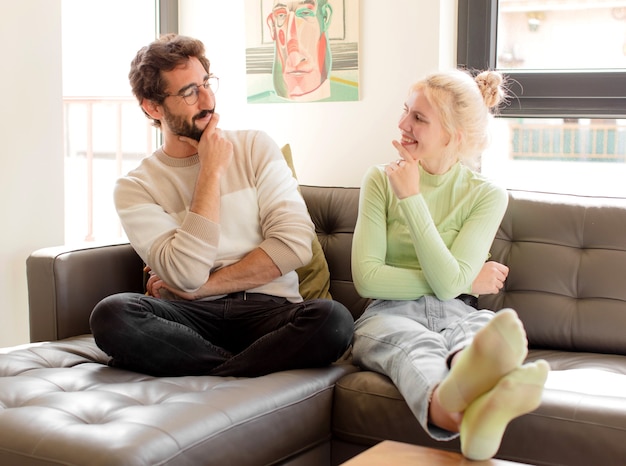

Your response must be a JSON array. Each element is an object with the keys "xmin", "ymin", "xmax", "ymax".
[{"xmin": 129, "ymin": 34, "xmax": 210, "ymax": 127}]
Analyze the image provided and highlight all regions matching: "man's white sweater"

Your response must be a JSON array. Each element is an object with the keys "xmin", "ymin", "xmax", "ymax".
[{"xmin": 114, "ymin": 130, "xmax": 314, "ymax": 302}]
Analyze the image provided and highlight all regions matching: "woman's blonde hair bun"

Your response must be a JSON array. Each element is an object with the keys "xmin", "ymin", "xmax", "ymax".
[{"xmin": 475, "ymin": 71, "xmax": 505, "ymax": 109}]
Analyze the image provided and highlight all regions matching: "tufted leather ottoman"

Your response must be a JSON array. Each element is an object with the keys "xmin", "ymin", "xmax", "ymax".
[{"xmin": 0, "ymin": 335, "xmax": 356, "ymax": 465}]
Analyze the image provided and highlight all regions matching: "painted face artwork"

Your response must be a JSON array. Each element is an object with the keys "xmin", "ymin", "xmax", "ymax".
[{"xmin": 267, "ymin": 0, "xmax": 333, "ymax": 100}]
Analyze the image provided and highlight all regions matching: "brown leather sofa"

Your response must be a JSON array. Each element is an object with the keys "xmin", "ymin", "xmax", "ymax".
[{"xmin": 2, "ymin": 186, "xmax": 625, "ymax": 465}]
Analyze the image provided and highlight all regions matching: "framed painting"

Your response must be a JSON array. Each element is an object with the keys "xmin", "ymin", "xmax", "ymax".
[{"xmin": 245, "ymin": 0, "xmax": 360, "ymax": 103}]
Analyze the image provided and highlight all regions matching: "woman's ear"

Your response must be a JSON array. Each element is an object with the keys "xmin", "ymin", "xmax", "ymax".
[{"xmin": 447, "ymin": 130, "xmax": 462, "ymax": 149}]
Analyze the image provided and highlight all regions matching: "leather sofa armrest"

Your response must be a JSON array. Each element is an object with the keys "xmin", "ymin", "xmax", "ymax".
[{"xmin": 26, "ymin": 243, "xmax": 144, "ymax": 343}]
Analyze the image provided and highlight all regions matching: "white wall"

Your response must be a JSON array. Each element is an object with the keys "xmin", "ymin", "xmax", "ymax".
[
  {"xmin": 0, "ymin": 0, "xmax": 455, "ymax": 347},
  {"xmin": 0, "ymin": 0, "xmax": 65, "ymax": 346},
  {"xmin": 180, "ymin": 0, "xmax": 457, "ymax": 187}
]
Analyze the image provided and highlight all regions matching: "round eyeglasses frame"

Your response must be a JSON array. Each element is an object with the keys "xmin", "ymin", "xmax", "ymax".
[{"xmin": 165, "ymin": 76, "xmax": 219, "ymax": 105}]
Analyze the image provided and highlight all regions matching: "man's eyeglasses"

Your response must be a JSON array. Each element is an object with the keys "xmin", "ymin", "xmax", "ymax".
[{"xmin": 165, "ymin": 76, "xmax": 219, "ymax": 105}]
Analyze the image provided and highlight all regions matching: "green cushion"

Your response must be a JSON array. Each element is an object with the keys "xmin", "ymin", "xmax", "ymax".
[{"xmin": 281, "ymin": 144, "xmax": 332, "ymax": 300}]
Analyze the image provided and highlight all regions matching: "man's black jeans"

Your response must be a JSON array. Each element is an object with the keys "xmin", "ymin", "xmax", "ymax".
[{"xmin": 90, "ymin": 292, "xmax": 354, "ymax": 377}]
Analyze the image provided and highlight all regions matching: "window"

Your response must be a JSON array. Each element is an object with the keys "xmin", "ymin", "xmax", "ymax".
[
  {"xmin": 458, "ymin": 0, "xmax": 626, "ymax": 197},
  {"xmin": 62, "ymin": 0, "xmax": 177, "ymax": 244},
  {"xmin": 458, "ymin": 0, "xmax": 626, "ymax": 118},
  {"xmin": 496, "ymin": 3, "xmax": 625, "ymax": 70}
]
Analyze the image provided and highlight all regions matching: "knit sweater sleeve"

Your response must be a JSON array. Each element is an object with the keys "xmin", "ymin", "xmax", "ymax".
[
  {"xmin": 114, "ymin": 131, "xmax": 313, "ymax": 294},
  {"xmin": 352, "ymin": 166, "xmax": 435, "ymax": 300},
  {"xmin": 399, "ymin": 180, "xmax": 508, "ymax": 300},
  {"xmin": 248, "ymin": 131, "xmax": 315, "ymax": 275},
  {"xmin": 352, "ymin": 165, "xmax": 508, "ymax": 301},
  {"xmin": 114, "ymin": 157, "xmax": 220, "ymax": 292}
]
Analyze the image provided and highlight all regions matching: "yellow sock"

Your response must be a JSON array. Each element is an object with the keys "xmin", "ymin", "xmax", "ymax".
[
  {"xmin": 438, "ymin": 308, "xmax": 528, "ymax": 413},
  {"xmin": 460, "ymin": 359, "xmax": 550, "ymax": 461}
]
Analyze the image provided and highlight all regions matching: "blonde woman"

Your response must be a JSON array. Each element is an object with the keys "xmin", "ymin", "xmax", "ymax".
[{"xmin": 351, "ymin": 69, "xmax": 549, "ymax": 460}]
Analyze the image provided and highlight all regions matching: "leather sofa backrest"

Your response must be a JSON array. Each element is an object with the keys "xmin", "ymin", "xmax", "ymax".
[
  {"xmin": 478, "ymin": 190, "xmax": 626, "ymax": 355},
  {"xmin": 300, "ymin": 185, "xmax": 370, "ymax": 319},
  {"xmin": 27, "ymin": 243, "xmax": 144, "ymax": 342},
  {"xmin": 301, "ymin": 186, "xmax": 626, "ymax": 356},
  {"xmin": 28, "ymin": 186, "xmax": 626, "ymax": 357}
]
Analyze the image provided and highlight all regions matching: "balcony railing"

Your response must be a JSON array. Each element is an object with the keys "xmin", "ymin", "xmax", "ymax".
[
  {"xmin": 63, "ymin": 96, "xmax": 156, "ymax": 243},
  {"xmin": 510, "ymin": 121, "xmax": 626, "ymax": 162}
]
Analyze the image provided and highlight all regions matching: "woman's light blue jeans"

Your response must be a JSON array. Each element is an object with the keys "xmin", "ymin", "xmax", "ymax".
[{"xmin": 352, "ymin": 295, "xmax": 494, "ymax": 440}]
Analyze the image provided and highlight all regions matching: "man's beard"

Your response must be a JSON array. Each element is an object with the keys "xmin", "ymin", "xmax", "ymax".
[{"xmin": 163, "ymin": 107, "xmax": 214, "ymax": 142}]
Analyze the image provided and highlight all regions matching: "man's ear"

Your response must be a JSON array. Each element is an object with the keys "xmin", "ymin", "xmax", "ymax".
[
  {"xmin": 266, "ymin": 14, "xmax": 276, "ymax": 40},
  {"xmin": 141, "ymin": 98, "xmax": 163, "ymax": 121},
  {"xmin": 320, "ymin": 4, "xmax": 333, "ymax": 32}
]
